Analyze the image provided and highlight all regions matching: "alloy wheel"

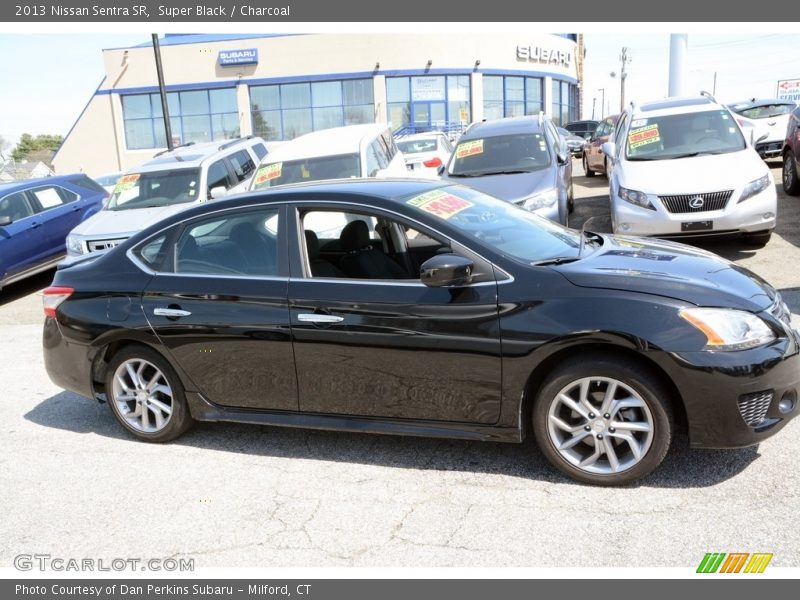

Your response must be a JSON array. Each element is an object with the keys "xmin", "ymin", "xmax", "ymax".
[
  {"xmin": 546, "ymin": 376, "xmax": 654, "ymax": 474},
  {"xmin": 111, "ymin": 358, "xmax": 174, "ymax": 433}
]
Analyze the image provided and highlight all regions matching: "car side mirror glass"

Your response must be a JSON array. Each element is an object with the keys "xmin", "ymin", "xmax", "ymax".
[
  {"xmin": 209, "ymin": 186, "xmax": 227, "ymax": 200},
  {"xmin": 437, "ymin": 165, "xmax": 446, "ymax": 176},
  {"xmin": 420, "ymin": 254, "xmax": 474, "ymax": 288},
  {"xmin": 0, "ymin": 215, "xmax": 11, "ymax": 226}
]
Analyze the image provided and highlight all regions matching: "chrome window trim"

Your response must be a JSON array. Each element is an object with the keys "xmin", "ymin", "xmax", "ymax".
[{"xmin": 125, "ymin": 196, "xmax": 515, "ymax": 285}]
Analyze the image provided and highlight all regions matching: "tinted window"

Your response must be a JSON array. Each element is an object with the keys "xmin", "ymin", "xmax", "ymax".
[
  {"xmin": 174, "ymin": 208, "xmax": 280, "ymax": 276},
  {"xmin": 0, "ymin": 192, "xmax": 35, "ymax": 222},
  {"xmin": 136, "ymin": 234, "xmax": 169, "ymax": 269},
  {"xmin": 252, "ymin": 143, "xmax": 268, "ymax": 160},
  {"xmin": 397, "ymin": 139, "xmax": 437, "ymax": 154},
  {"xmin": 56, "ymin": 187, "xmax": 79, "ymax": 204},
  {"xmin": 207, "ymin": 160, "xmax": 234, "ymax": 193},
  {"xmin": 448, "ymin": 133, "xmax": 552, "ymax": 176},
  {"xmin": 252, "ymin": 154, "xmax": 360, "ymax": 189},
  {"xmin": 229, "ymin": 150, "xmax": 256, "ymax": 182},
  {"xmin": 67, "ymin": 175, "xmax": 106, "ymax": 193}
]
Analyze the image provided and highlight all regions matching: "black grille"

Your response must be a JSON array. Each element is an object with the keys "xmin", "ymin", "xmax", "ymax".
[
  {"xmin": 737, "ymin": 390, "xmax": 773, "ymax": 427},
  {"xmin": 658, "ymin": 190, "xmax": 733, "ymax": 213}
]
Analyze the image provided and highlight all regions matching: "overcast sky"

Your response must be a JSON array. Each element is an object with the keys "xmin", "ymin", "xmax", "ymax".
[{"xmin": 0, "ymin": 31, "xmax": 797, "ymax": 149}]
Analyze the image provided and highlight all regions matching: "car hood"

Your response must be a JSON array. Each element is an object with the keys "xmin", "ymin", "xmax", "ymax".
[
  {"xmin": 555, "ymin": 234, "xmax": 776, "ymax": 312},
  {"xmin": 444, "ymin": 169, "xmax": 554, "ymax": 204},
  {"xmin": 620, "ymin": 150, "xmax": 767, "ymax": 194},
  {"xmin": 70, "ymin": 203, "xmax": 197, "ymax": 237}
]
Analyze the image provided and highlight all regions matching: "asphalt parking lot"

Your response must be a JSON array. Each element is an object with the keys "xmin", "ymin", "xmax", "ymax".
[{"xmin": 1, "ymin": 160, "xmax": 799, "ymax": 569}]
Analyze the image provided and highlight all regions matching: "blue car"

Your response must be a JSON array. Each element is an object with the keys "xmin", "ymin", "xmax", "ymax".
[{"xmin": 0, "ymin": 174, "xmax": 107, "ymax": 290}]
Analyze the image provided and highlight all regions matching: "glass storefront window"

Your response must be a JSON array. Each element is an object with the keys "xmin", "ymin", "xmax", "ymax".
[
  {"xmin": 551, "ymin": 80, "xmax": 577, "ymax": 126},
  {"xmin": 250, "ymin": 78, "xmax": 374, "ymax": 141},
  {"xmin": 386, "ymin": 75, "xmax": 471, "ymax": 133},
  {"xmin": 483, "ymin": 75, "xmax": 543, "ymax": 120},
  {"xmin": 121, "ymin": 88, "xmax": 239, "ymax": 149}
]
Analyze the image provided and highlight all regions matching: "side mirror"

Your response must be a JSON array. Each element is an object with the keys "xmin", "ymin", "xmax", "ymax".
[
  {"xmin": 437, "ymin": 165, "xmax": 446, "ymax": 176},
  {"xmin": 0, "ymin": 215, "xmax": 11, "ymax": 226},
  {"xmin": 601, "ymin": 141, "xmax": 617, "ymax": 160},
  {"xmin": 209, "ymin": 186, "xmax": 227, "ymax": 200},
  {"xmin": 420, "ymin": 254, "xmax": 474, "ymax": 288}
]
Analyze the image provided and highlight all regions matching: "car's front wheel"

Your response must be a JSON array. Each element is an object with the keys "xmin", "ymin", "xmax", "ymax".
[
  {"xmin": 533, "ymin": 355, "xmax": 674, "ymax": 485},
  {"xmin": 105, "ymin": 345, "xmax": 194, "ymax": 442},
  {"xmin": 784, "ymin": 151, "xmax": 800, "ymax": 196}
]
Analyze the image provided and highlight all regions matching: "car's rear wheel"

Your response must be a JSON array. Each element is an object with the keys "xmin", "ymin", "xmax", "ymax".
[
  {"xmin": 105, "ymin": 345, "xmax": 193, "ymax": 442},
  {"xmin": 533, "ymin": 356, "xmax": 673, "ymax": 485},
  {"xmin": 784, "ymin": 151, "xmax": 800, "ymax": 195},
  {"xmin": 583, "ymin": 154, "xmax": 596, "ymax": 177}
]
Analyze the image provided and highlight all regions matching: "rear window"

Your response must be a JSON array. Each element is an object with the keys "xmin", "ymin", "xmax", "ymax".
[
  {"xmin": 730, "ymin": 103, "xmax": 795, "ymax": 119},
  {"xmin": 397, "ymin": 139, "xmax": 438, "ymax": 154},
  {"xmin": 67, "ymin": 175, "xmax": 106, "ymax": 194},
  {"xmin": 251, "ymin": 154, "xmax": 361, "ymax": 189},
  {"xmin": 252, "ymin": 143, "xmax": 268, "ymax": 160}
]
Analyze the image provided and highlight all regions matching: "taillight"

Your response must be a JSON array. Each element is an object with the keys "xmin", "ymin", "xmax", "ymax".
[
  {"xmin": 43, "ymin": 286, "xmax": 74, "ymax": 318},
  {"xmin": 423, "ymin": 157, "xmax": 443, "ymax": 168}
]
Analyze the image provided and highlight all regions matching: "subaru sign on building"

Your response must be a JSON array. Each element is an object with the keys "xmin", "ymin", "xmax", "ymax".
[{"xmin": 219, "ymin": 48, "xmax": 259, "ymax": 66}]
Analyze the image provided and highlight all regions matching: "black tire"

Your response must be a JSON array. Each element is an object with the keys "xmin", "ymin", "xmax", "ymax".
[
  {"xmin": 603, "ymin": 158, "xmax": 609, "ymax": 177},
  {"xmin": 105, "ymin": 345, "xmax": 194, "ymax": 442},
  {"xmin": 532, "ymin": 355, "xmax": 674, "ymax": 486},
  {"xmin": 743, "ymin": 231, "xmax": 772, "ymax": 248},
  {"xmin": 784, "ymin": 151, "xmax": 800, "ymax": 196},
  {"xmin": 583, "ymin": 154, "xmax": 596, "ymax": 177}
]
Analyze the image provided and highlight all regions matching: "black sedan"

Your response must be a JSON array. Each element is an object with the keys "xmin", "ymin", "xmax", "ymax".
[{"xmin": 43, "ymin": 179, "xmax": 799, "ymax": 485}]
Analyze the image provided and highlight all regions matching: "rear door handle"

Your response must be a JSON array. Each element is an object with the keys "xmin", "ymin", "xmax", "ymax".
[
  {"xmin": 298, "ymin": 313, "xmax": 343, "ymax": 324},
  {"xmin": 30, "ymin": 222, "xmax": 41, "ymax": 229},
  {"xmin": 153, "ymin": 308, "xmax": 192, "ymax": 318}
]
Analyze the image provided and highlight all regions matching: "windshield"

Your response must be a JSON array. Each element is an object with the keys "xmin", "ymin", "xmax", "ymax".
[
  {"xmin": 448, "ymin": 133, "xmax": 552, "ymax": 176},
  {"xmin": 625, "ymin": 110, "xmax": 745, "ymax": 160},
  {"xmin": 403, "ymin": 185, "xmax": 583, "ymax": 263},
  {"xmin": 251, "ymin": 153, "xmax": 361, "ymax": 189},
  {"xmin": 731, "ymin": 103, "xmax": 795, "ymax": 119},
  {"xmin": 107, "ymin": 169, "xmax": 201, "ymax": 211}
]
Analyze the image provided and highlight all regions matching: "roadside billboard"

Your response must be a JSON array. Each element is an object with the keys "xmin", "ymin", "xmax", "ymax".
[{"xmin": 777, "ymin": 79, "xmax": 800, "ymax": 102}]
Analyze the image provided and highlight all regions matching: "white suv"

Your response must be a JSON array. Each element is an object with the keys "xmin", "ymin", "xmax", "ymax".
[
  {"xmin": 66, "ymin": 136, "xmax": 268, "ymax": 256},
  {"xmin": 602, "ymin": 95, "xmax": 776, "ymax": 246}
]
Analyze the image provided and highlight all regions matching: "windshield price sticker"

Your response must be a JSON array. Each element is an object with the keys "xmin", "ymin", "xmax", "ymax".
[
  {"xmin": 254, "ymin": 163, "xmax": 282, "ymax": 185},
  {"xmin": 408, "ymin": 189, "xmax": 473, "ymax": 220},
  {"xmin": 113, "ymin": 173, "xmax": 140, "ymax": 194},
  {"xmin": 628, "ymin": 124, "xmax": 661, "ymax": 149},
  {"xmin": 456, "ymin": 139, "xmax": 484, "ymax": 159}
]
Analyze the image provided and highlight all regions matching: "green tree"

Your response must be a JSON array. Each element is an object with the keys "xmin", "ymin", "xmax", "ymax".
[{"xmin": 11, "ymin": 133, "xmax": 64, "ymax": 163}]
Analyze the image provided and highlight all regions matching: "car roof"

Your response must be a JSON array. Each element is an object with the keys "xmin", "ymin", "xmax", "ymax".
[
  {"xmin": 0, "ymin": 173, "xmax": 87, "ymax": 193},
  {"xmin": 727, "ymin": 98, "xmax": 797, "ymax": 112},
  {"xmin": 262, "ymin": 124, "xmax": 389, "ymax": 162},
  {"xmin": 461, "ymin": 115, "xmax": 544, "ymax": 140},
  {"xmin": 634, "ymin": 96, "xmax": 719, "ymax": 117},
  {"xmin": 132, "ymin": 137, "xmax": 264, "ymax": 173}
]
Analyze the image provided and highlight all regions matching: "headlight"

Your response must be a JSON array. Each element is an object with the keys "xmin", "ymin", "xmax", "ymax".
[
  {"xmin": 618, "ymin": 186, "xmax": 655, "ymax": 210},
  {"xmin": 522, "ymin": 188, "xmax": 558, "ymax": 211},
  {"xmin": 738, "ymin": 174, "xmax": 770, "ymax": 203},
  {"xmin": 679, "ymin": 307, "xmax": 775, "ymax": 351},
  {"xmin": 66, "ymin": 235, "xmax": 84, "ymax": 256}
]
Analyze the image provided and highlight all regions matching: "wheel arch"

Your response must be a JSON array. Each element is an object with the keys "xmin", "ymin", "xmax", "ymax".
[
  {"xmin": 520, "ymin": 341, "xmax": 688, "ymax": 439},
  {"xmin": 90, "ymin": 338, "xmax": 183, "ymax": 399}
]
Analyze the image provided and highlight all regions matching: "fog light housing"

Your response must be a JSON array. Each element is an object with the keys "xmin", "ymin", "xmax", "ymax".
[
  {"xmin": 763, "ymin": 212, "xmax": 775, "ymax": 220},
  {"xmin": 778, "ymin": 391, "xmax": 796, "ymax": 414}
]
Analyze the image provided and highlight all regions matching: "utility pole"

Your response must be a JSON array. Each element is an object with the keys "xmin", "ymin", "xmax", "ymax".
[
  {"xmin": 598, "ymin": 88, "xmax": 605, "ymax": 118},
  {"xmin": 591, "ymin": 97, "xmax": 597, "ymax": 120},
  {"xmin": 619, "ymin": 47, "xmax": 631, "ymax": 111},
  {"xmin": 152, "ymin": 34, "xmax": 173, "ymax": 152}
]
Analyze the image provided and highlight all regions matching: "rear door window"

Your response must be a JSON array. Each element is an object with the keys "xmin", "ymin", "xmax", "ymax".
[
  {"xmin": 29, "ymin": 187, "xmax": 69, "ymax": 211},
  {"xmin": 0, "ymin": 191, "xmax": 35, "ymax": 222},
  {"xmin": 229, "ymin": 150, "xmax": 256, "ymax": 183},
  {"xmin": 207, "ymin": 159, "xmax": 235, "ymax": 194}
]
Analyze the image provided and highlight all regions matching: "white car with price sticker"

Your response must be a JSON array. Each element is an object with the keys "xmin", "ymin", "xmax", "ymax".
[{"xmin": 601, "ymin": 94, "xmax": 777, "ymax": 247}]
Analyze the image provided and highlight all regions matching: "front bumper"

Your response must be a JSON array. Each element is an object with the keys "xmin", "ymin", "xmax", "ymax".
[
  {"xmin": 656, "ymin": 336, "xmax": 800, "ymax": 448},
  {"xmin": 612, "ymin": 186, "xmax": 777, "ymax": 238},
  {"xmin": 755, "ymin": 140, "xmax": 783, "ymax": 159}
]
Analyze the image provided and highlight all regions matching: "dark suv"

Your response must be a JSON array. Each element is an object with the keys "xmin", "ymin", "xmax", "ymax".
[{"xmin": 782, "ymin": 104, "xmax": 800, "ymax": 195}]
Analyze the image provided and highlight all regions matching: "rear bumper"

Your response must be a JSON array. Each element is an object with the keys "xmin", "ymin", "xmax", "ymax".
[{"xmin": 43, "ymin": 317, "xmax": 95, "ymax": 399}]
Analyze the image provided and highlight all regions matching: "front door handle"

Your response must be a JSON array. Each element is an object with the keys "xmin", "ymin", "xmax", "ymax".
[
  {"xmin": 298, "ymin": 313, "xmax": 343, "ymax": 324},
  {"xmin": 153, "ymin": 308, "xmax": 192, "ymax": 318}
]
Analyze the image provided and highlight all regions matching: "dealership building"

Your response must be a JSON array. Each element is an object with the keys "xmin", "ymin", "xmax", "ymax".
[{"xmin": 53, "ymin": 33, "xmax": 581, "ymax": 175}]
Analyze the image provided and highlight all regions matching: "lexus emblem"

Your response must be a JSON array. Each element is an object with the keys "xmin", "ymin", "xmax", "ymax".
[{"xmin": 689, "ymin": 196, "xmax": 705, "ymax": 209}]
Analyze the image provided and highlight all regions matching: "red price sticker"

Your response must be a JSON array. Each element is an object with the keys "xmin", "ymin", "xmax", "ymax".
[{"xmin": 407, "ymin": 189, "xmax": 473, "ymax": 220}]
